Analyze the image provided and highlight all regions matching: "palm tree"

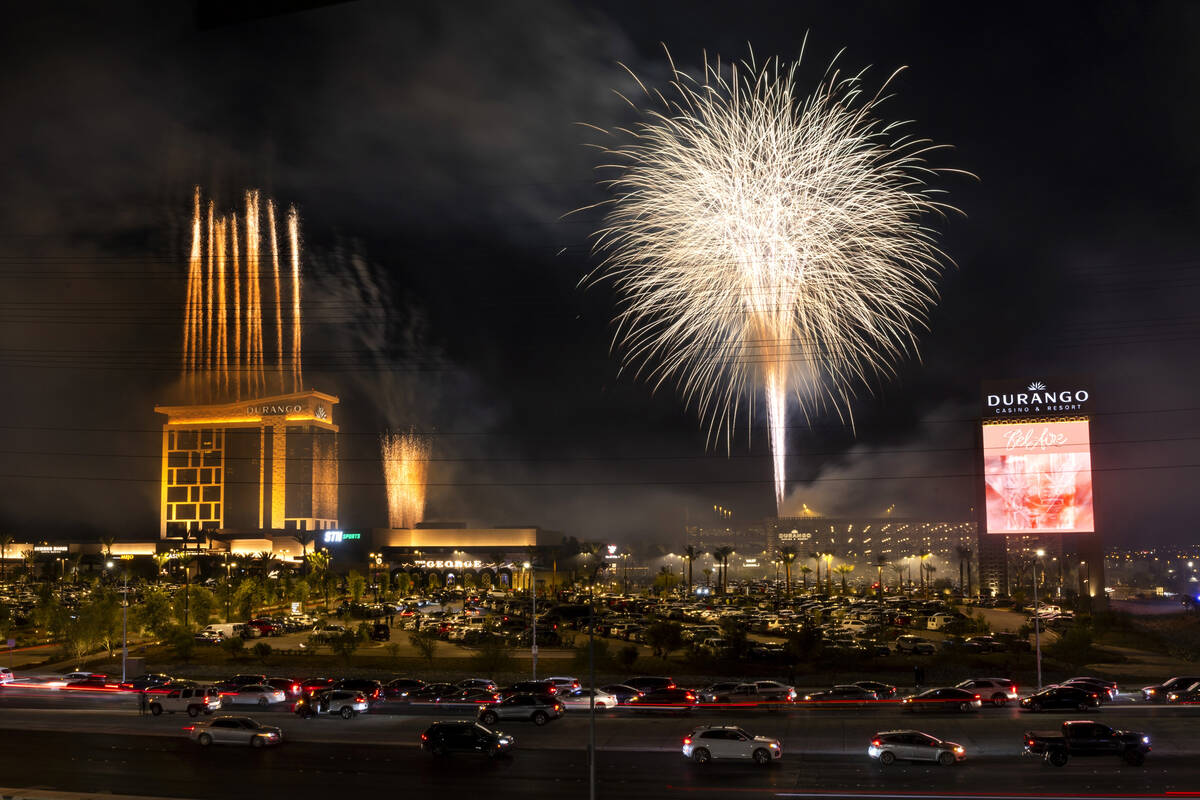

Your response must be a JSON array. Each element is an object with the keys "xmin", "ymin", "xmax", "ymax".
[
  {"xmin": 0, "ymin": 534, "xmax": 13, "ymax": 582},
  {"xmin": 809, "ymin": 552, "xmax": 822, "ymax": 593},
  {"xmin": 99, "ymin": 536, "xmax": 115, "ymax": 561},
  {"xmin": 798, "ymin": 564, "xmax": 812, "ymax": 592},
  {"xmin": 834, "ymin": 564, "xmax": 855, "ymax": 594},
  {"xmin": 294, "ymin": 530, "xmax": 315, "ymax": 576},
  {"xmin": 684, "ymin": 544, "xmax": 696, "ymax": 597},
  {"xmin": 923, "ymin": 562, "xmax": 937, "ymax": 599},
  {"xmin": 955, "ymin": 545, "xmax": 972, "ymax": 597},
  {"xmin": 152, "ymin": 552, "xmax": 170, "ymax": 585},
  {"xmin": 917, "ymin": 550, "xmax": 931, "ymax": 598},
  {"xmin": 711, "ymin": 546, "xmax": 734, "ymax": 594},
  {"xmin": 780, "ymin": 547, "xmax": 798, "ymax": 596}
]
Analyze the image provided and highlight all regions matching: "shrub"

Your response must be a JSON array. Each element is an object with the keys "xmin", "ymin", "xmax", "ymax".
[
  {"xmin": 471, "ymin": 638, "xmax": 516, "ymax": 674},
  {"xmin": 615, "ymin": 644, "xmax": 638, "ymax": 672},
  {"xmin": 252, "ymin": 642, "xmax": 273, "ymax": 659},
  {"xmin": 223, "ymin": 636, "xmax": 245, "ymax": 658}
]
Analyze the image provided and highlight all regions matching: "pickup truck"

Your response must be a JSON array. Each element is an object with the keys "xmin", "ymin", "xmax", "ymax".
[{"xmin": 1024, "ymin": 721, "xmax": 1151, "ymax": 766}]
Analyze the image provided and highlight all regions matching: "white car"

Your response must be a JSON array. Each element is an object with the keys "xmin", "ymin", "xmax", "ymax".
[
  {"xmin": 868, "ymin": 730, "xmax": 965, "ymax": 766},
  {"xmin": 0, "ymin": 667, "xmax": 13, "ymax": 684},
  {"xmin": 187, "ymin": 716, "xmax": 282, "ymax": 747},
  {"xmin": 223, "ymin": 685, "xmax": 287, "ymax": 707},
  {"xmin": 560, "ymin": 688, "xmax": 617, "ymax": 710},
  {"xmin": 149, "ymin": 686, "xmax": 222, "ymax": 717},
  {"xmin": 682, "ymin": 726, "xmax": 782, "ymax": 765}
]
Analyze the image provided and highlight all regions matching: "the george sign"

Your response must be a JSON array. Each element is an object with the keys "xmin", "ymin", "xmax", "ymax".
[
  {"xmin": 983, "ymin": 378, "xmax": 1091, "ymax": 418},
  {"xmin": 413, "ymin": 559, "xmax": 482, "ymax": 570}
]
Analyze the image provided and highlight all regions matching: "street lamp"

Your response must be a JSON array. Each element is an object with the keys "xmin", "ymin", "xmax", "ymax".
[
  {"xmin": 107, "ymin": 560, "xmax": 128, "ymax": 683},
  {"xmin": 1033, "ymin": 548, "xmax": 1045, "ymax": 691},
  {"xmin": 524, "ymin": 560, "xmax": 537, "ymax": 681},
  {"xmin": 223, "ymin": 555, "xmax": 238, "ymax": 621}
]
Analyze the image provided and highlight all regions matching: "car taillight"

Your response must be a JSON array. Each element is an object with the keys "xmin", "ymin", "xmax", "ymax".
[
  {"xmin": 683, "ymin": 737, "xmax": 692, "ymax": 745},
  {"xmin": 973, "ymin": 694, "xmax": 980, "ymax": 700},
  {"xmin": 871, "ymin": 739, "xmax": 882, "ymax": 747},
  {"xmin": 420, "ymin": 733, "xmax": 427, "ymax": 741},
  {"xmin": 686, "ymin": 693, "xmax": 696, "ymax": 701},
  {"xmin": 183, "ymin": 726, "xmax": 195, "ymax": 731}
]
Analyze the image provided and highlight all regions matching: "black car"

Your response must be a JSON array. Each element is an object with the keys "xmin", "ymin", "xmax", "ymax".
[
  {"xmin": 410, "ymin": 683, "xmax": 457, "ymax": 702},
  {"xmin": 265, "ymin": 677, "xmax": 302, "ymax": 698},
  {"xmin": 854, "ymin": 681, "xmax": 898, "ymax": 699},
  {"xmin": 1166, "ymin": 682, "xmax": 1200, "ymax": 704},
  {"xmin": 300, "ymin": 677, "xmax": 336, "ymax": 696},
  {"xmin": 120, "ymin": 673, "xmax": 174, "ymax": 691},
  {"xmin": 216, "ymin": 674, "xmax": 267, "ymax": 691},
  {"xmin": 599, "ymin": 684, "xmax": 644, "ymax": 704},
  {"xmin": 1142, "ymin": 676, "xmax": 1200, "ymax": 703},
  {"xmin": 333, "ymin": 678, "xmax": 383, "ymax": 702},
  {"xmin": 902, "ymin": 687, "xmax": 982, "ymax": 713},
  {"xmin": 1019, "ymin": 686, "xmax": 1099, "ymax": 712},
  {"xmin": 384, "ymin": 678, "xmax": 426, "ymax": 699},
  {"xmin": 421, "ymin": 721, "xmax": 514, "ymax": 758},
  {"xmin": 802, "ymin": 685, "xmax": 878, "ymax": 704},
  {"xmin": 1060, "ymin": 679, "xmax": 1114, "ymax": 703},
  {"xmin": 627, "ymin": 688, "xmax": 698, "ymax": 710},
  {"xmin": 624, "ymin": 676, "xmax": 676, "ymax": 693},
  {"xmin": 498, "ymin": 680, "xmax": 559, "ymax": 698}
]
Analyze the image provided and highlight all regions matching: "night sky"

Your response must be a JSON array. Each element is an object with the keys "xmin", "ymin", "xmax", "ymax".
[{"xmin": 1, "ymin": 1, "xmax": 1198, "ymax": 547}]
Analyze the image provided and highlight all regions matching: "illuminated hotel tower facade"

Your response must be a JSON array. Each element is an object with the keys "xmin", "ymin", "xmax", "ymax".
[{"xmin": 155, "ymin": 391, "xmax": 339, "ymax": 537}]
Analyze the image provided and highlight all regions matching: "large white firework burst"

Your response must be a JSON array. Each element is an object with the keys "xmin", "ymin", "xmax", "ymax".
[{"xmin": 587, "ymin": 48, "xmax": 962, "ymax": 513}]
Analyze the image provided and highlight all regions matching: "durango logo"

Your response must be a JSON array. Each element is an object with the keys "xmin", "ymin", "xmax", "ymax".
[{"xmin": 986, "ymin": 380, "xmax": 1089, "ymax": 415}]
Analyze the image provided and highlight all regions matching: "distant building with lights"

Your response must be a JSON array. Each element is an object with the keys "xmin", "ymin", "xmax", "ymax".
[{"xmin": 154, "ymin": 390, "xmax": 340, "ymax": 539}]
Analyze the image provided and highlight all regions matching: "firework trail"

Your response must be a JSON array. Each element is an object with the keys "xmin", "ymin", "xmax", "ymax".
[
  {"xmin": 381, "ymin": 429, "xmax": 431, "ymax": 529},
  {"xmin": 181, "ymin": 187, "xmax": 306, "ymax": 400},
  {"xmin": 588, "ymin": 49, "xmax": 961, "ymax": 513}
]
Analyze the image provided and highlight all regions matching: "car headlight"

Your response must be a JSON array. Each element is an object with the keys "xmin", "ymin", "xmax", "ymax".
[
  {"xmin": 770, "ymin": 743, "xmax": 779, "ymax": 749},
  {"xmin": 954, "ymin": 746, "xmax": 964, "ymax": 753},
  {"xmin": 1143, "ymin": 736, "xmax": 1150, "ymax": 744},
  {"xmin": 1169, "ymin": 694, "xmax": 1178, "ymax": 701}
]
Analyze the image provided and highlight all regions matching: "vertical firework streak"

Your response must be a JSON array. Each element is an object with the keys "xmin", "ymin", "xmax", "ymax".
[
  {"xmin": 183, "ymin": 189, "xmax": 202, "ymax": 385},
  {"xmin": 588, "ymin": 51, "xmax": 961, "ymax": 514},
  {"xmin": 288, "ymin": 206, "xmax": 302, "ymax": 393},
  {"xmin": 268, "ymin": 200, "xmax": 284, "ymax": 394},
  {"xmin": 231, "ymin": 213, "xmax": 241, "ymax": 399},
  {"xmin": 215, "ymin": 217, "xmax": 228, "ymax": 393},
  {"xmin": 380, "ymin": 430, "xmax": 431, "ymax": 529},
  {"xmin": 180, "ymin": 188, "xmax": 306, "ymax": 402}
]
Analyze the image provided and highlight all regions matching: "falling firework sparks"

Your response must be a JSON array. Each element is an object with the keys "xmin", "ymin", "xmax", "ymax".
[
  {"xmin": 380, "ymin": 430, "xmax": 431, "ymax": 530},
  {"xmin": 181, "ymin": 187, "xmax": 305, "ymax": 400},
  {"xmin": 588, "ymin": 49, "xmax": 962, "ymax": 513}
]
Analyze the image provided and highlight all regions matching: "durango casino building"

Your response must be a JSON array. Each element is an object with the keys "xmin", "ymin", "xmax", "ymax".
[{"xmin": 155, "ymin": 189, "xmax": 339, "ymax": 542}]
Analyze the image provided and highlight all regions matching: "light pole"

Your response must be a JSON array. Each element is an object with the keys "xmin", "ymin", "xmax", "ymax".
[
  {"xmin": 107, "ymin": 560, "xmax": 127, "ymax": 683},
  {"xmin": 524, "ymin": 561, "xmax": 537, "ymax": 680},
  {"xmin": 1033, "ymin": 548, "xmax": 1045, "ymax": 691}
]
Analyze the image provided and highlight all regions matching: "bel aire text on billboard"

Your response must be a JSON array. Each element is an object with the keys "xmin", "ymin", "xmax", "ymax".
[{"xmin": 983, "ymin": 419, "xmax": 1095, "ymax": 534}]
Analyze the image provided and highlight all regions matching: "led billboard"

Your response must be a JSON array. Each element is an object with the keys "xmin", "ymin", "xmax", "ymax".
[{"xmin": 983, "ymin": 419, "xmax": 1094, "ymax": 533}]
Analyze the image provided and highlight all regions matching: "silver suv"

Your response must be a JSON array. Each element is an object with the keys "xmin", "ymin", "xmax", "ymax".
[{"xmin": 478, "ymin": 694, "xmax": 564, "ymax": 726}]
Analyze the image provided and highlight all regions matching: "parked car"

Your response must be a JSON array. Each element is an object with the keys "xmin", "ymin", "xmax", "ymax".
[
  {"xmin": 955, "ymin": 678, "xmax": 1019, "ymax": 707},
  {"xmin": 1019, "ymin": 686, "xmax": 1099, "ymax": 712},
  {"xmin": 682, "ymin": 725, "xmax": 781, "ymax": 765},
  {"xmin": 901, "ymin": 687, "xmax": 982, "ymax": 713},
  {"xmin": 186, "ymin": 716, "xmax": 282, "ymax": 747},
  {"xmin": 478, "ymin": 694, "xmax": 564, "ymax": 726},
  {"xmin": 421, "ymin": 721, "xmax": 514, "ymax": 758},
  {"xmin": 869, "ymin": 730, "xmax": 965, "ymax": 766},
  {"xmin": 1024, "ymin": 721, "xmax": 1151, "ymax": 766},
  {"xmin": 895, "ymin": 635, "xmax": 936, "ymax": 655}
]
